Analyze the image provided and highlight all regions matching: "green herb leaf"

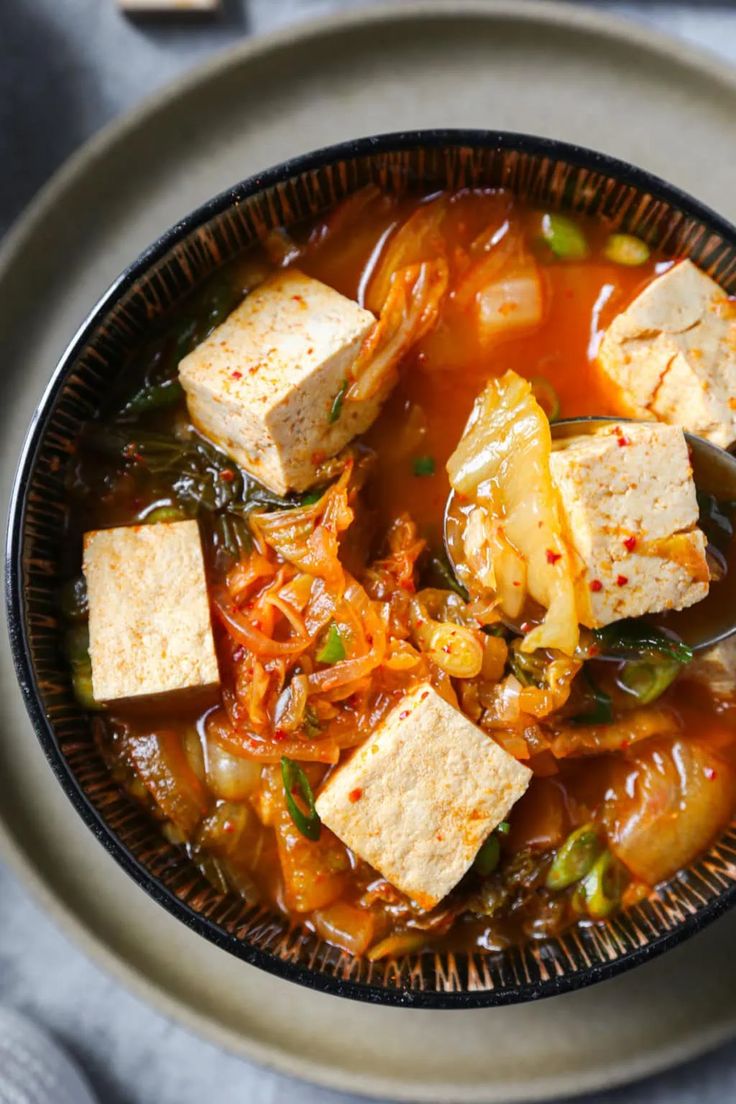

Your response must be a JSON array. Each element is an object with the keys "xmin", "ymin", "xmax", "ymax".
[
  {"xmin": 593, "ymin": 620, "xmax": 693, "ymax": 665},
  {"xmin": 299, "ymin": 489, "xmax": 324, "ymax": 507},
  {"xmin": 316, "ymin": 623, "xmax": 346, "ymax": 664},
  {"xmin": 280, "ymin": 756, "xmax": 321, "ymax": 840},
  {"xmin": 329, "ymin": 380, "xmax": 348, "ymax": 424},
  {"xmin": 571, "ymin": 668, "xmax": 613, "ymax": 725},
  {"xmin": 412, "ymin": 455, "xmax": 436, "ymax": 478},
  {"xmin": 423, "ymin": 551, "xmax": 470, "ymax": 600},
  {"xmin": 124, "ymin": 379, "xmax": 184, "ymax": 416},
  {"xmin": 540, "ymin": 213, "xmax": 588, "ymax": 260},
  {"xmin": 546, "ymin": 824, "xmax": 601, "ymax": 890}
]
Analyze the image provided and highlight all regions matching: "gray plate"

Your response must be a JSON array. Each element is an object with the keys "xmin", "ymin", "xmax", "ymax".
[{"xmin": 2, "ymin": 3, "xmax": 736, "ymax": 1100}]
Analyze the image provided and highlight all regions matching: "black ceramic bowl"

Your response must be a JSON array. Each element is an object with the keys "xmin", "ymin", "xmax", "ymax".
[{"xmin": 7, "ymin": 130, "xmax": 736, "ymax": 1009}]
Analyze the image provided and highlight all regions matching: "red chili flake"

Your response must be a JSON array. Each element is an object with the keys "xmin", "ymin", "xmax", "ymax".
[
  {"xmin": 617, "ymin": 435, "xmax": 631, "ymax": 447},
  {"xmin": 546, "ymin": 549, "xmax": 562, "ymax": 564},
  {"xmin": 399, "ymin": 710, "xmax": 410, "ymax": 720},
  {"xmin": 273, "ymin": 728, "xmax": 288, "ymax": 742},
  {"xmin": 442, "ymin": 645, "xmax": 453, "ymax": 654},
  {"xmin": 231, "ymin": 370, "xmax": 243, "ymax": 380},
  {"xmin": 219, "ymin": 468, "xmax": 235, "ymax": 482},
  {"xmin": 420, "ymin": 691, "xmax": 430, "ymax": 700},
  {"xmin": 590, "ymin": 579, "xmax": 603, "ymax": 592},
  {"xmin": 222, "ymin": 820, "xmax": 236, "ymax": 834},
  {"xmin": 512, "ymin": 580, "xmax": 521, "ymax": 587},
  {"xmin": 588, "ymin": 643, "xmax": 600, "ymax": 657},
  {"xmin": 705, "ymin": 766, "xmax": 717, "ymax": 781},
  {"xmin": 520, "ymin": 621, "xmax": 533, "ymax": 634},
  {"xmin": 616, "ymin": 575, "xmax": 629, "ymax": 587},
  {"xmin": 348, "ymin": 788, "xmax": 363, "ymax": 803},
  {"xmin": 436, "ymin": 833, "xmax": 444, "ymax": 842},
  {"xmin": 623, "ymin": 536, "xmax": 637, "ymax": 552}
]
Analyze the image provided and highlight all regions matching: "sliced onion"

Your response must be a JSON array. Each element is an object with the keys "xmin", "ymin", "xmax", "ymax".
[{"xmin": 206, "ymin": 737, "xmax": 263, "ymax": 801}]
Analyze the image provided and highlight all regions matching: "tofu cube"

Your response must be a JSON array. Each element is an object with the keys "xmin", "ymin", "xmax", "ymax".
[
  {"xmin": 687, "ymin": 637, "xmax": 736, "ymax": 699},
  {"xmin": 549, "ymin": 422, "xmax": 709, "ymax": 627},
  {"xmin": 179, "ymin": 270, "xmax": 377, "ymax": 495},
  {"xmin": 83, "ymin": 520, "xmax": 219, "ymax": 702},
  {"xmin": 598, "ymin": 260, "xmax": 736, "ymax": 448},
  {"xmin": 315, "ymin": 682, "xmax": 531, "ymax": 909}
]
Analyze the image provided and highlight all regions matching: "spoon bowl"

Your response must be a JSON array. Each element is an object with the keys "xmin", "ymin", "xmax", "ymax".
[{"xmin": 444, "ymin": 416, "xmax": 736, "ymax": 654}]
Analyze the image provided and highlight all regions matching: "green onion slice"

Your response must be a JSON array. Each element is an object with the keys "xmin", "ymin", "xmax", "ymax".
[
  {"xmin": 572, "ymin": 850, "xmax": 623, "ymax": 920},
  {"xmin": 316, "ymin": 622, "xmax": 346, "ymax": 664},
  {"xmin": 540, "ymin": 213, "xmax": 588, "ymax": 260},
  {"xmin": 593, "ymin": 620, "xmax": 693, "ymax": 664},
  {"xmin": 604, "ymin": 233, "xmax": 650, "ymax": 267},
  {"xmin": 474, "ymin": 834, "xmax": 501, "ymax": 877},
  {"xmin": 619, "ymin": 657, "xmax": 682, "ymax": 704},
  {"xmin": 546, "ymin": 824, "xmax": 602, "ymax": 890},
  {"xmin": 329, "ymin": 379, "xmax": 348, "ymax": 424},
  {"xmin": 280, "ymin": 755, "xmax": 321, "ymax": 841},
  {"xmin": 412, "ymin": 455, "xmax": 436, "ymax": 477}
]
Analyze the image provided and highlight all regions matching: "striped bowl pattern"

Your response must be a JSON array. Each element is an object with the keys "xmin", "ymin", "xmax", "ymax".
[{"xmin": 7, "ymin": 132, "xmax": 736, "ymax": 1008}]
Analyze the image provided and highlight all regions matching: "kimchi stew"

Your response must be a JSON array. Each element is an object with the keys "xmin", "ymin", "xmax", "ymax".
[{"xmin": 60, "ymin": 187, "xmax": 736, "ymax": 959}]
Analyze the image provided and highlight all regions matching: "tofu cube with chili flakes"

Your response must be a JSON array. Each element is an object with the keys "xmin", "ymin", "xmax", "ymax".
[
  {"xmin": 178, "ymin": 269, "xmax": 377, "ymax": 496},
  {"xmin": 314, "ymin": 682, "xmax": 532, "ymax": 910},
  {"xmin": 598, "ymin": 260, "xmax": 736, "ymax": 448},
  {"xmin": 83, "ymin": 520, "xmax": 219, "ymax": 702},
  {"xmin": 549, "ymin": 422, "xmax": 709, "ymax": 627}
]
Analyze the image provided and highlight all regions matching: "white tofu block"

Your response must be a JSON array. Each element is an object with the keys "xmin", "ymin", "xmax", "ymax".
[
  {"xmin": 83, "ymin": 520, "xmax": 219, "ymax": 703},
  {"xmin": 550, "ymin": 422, "xmax": 709, "ymax": 627},
  {"xmin": 179, "ymin": 270, "xmax": 377, "ymax": 495},
  {"xmin": 119, "ymin": 0, "xmax": 219, "ymax": 12},
  {"xmin": 315, "ymin": 682, "xmax": 531, "ymax": 910},
  {"xmin": 598, "ymin": 260, "xmax": 736, "ymax": 448},
  {"xmin": 687, "ymin": 637, "xmax": 736, "ymax": 699}
]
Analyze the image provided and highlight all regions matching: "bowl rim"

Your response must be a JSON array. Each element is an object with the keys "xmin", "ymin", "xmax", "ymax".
[{"xmin": 7, "ymin": 127, "xmax": 736, "ymax": 1010}]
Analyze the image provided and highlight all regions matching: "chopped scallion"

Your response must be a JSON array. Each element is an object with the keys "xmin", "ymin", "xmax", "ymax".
[
  {"xmin": 619, "ymin": 657, "xmax": 682, "ymax": 704},
  {"xmin": 329, "ymin": 379, "xmax": 348, "ymax": 424},
  {"xmin": 604, "ymin": 233, "xmax": 650, "ymax": 267},
  {"xmin": 540, "ymin": 213, "xmax": 588, "ymax": 260},
  {"xmin": 412, "ymin": 455, "xmax": 436, "ymax": 478},
  {"xmin": 546, "ymin": 824, "xmax": 601, "ymax": 890},
  {"xmin": 280, "ymin": 755, "xmax": 321, "ymax": 840},
  {"xmin": 572, "ymin": 850, "xmax": 623, "ymax": 920},
  {"xmin": 316, "ymin": 622, "xmax": 346, "ymax": 664}
]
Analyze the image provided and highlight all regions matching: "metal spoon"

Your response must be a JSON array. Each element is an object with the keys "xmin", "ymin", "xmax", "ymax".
[{"xmin": 444, "ymin": 416, "xmax": 736, "ymax": 654}]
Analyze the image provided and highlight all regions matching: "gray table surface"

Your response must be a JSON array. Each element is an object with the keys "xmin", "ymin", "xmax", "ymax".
[{"xmin": 2, "ymin": 2, "xmax": 736, "ymax": 1102}]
